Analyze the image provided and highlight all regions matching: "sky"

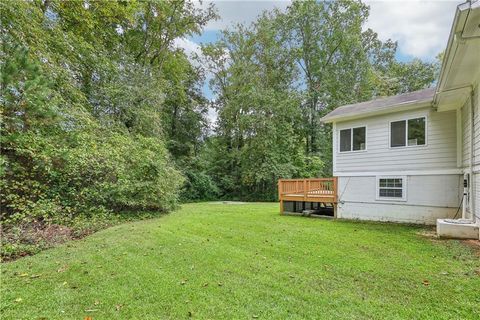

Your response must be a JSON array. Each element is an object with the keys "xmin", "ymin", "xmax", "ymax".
[{"xmin": 174, "ymin": 0, "xmax": 460, "ymax": 117}]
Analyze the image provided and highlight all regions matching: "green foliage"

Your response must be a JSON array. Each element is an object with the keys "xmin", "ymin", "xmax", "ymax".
[
  {"xmin": 181, "ymin": 169, "xmax": 220, "ymax": 202},
  {"xmin": 0, "ymin": 0, "xmax": 214, "ymax": 233}
]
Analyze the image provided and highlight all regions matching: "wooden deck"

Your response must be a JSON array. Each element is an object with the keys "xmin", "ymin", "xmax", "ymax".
[{"xmin": 278, "ymin": 178, "xmax": 338, "ymax": 214}]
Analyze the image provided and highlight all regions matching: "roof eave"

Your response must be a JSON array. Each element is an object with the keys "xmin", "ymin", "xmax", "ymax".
[
  {"xmin": 434, "ymin": 2, "xmax": 471, "ymax": 96},
  {"xmin": 321, "ymin": 100, "xmax": 432, "ymax": 124}
]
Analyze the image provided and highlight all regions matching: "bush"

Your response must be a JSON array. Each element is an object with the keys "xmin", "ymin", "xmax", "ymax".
[
  {"xmin": 180, "ymin": 170, "xmax": 220, "ymax": 202},
  {"xmin": 1, "ymin": 129, "xmax": 184, "ymax": 226}
]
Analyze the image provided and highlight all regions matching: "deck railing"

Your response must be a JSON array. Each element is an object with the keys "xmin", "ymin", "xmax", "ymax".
[{"xmin": 278, "ymin": 177, "xmax": 338, "ymax": 204}]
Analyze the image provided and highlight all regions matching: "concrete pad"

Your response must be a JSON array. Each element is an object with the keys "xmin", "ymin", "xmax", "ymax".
[{"xmin": 437, "ymin": 219, "xmax": 479, "ymax": 239}]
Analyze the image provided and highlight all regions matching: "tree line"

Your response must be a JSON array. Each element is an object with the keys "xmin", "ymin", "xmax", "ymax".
[{"xmin": 1, "ymin": 0, "xmax": 437, "ymax": 227}]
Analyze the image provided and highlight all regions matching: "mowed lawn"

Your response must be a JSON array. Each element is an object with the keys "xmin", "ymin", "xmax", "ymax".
[{"xmin": 1, "ymin": 203, "xmax": 479, "ymax": 319}]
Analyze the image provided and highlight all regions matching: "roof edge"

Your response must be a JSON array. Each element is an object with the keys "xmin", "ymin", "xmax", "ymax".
[{"xmin": 321, "ymin": 99, "xmax": 432, "ymax": 124}]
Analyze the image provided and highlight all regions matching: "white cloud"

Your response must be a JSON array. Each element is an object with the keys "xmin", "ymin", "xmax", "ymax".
[
  {"xmin": 365, "ymin": 0, "xmax": 458, "ymax": 60},
  {"xmin": 173, "ymin": 37, "xmax": 202, "ymax": 57}
]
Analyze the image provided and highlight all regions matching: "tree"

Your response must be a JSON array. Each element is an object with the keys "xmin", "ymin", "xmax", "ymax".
[{"xmin": 203, "ymin": 12, "xmax": 324, "ymax": 200}]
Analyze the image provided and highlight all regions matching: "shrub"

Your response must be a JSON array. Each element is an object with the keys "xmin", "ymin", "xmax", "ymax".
[{"xmin": 180, "ymin": 169, "xmax": 220, "ymax": 202}]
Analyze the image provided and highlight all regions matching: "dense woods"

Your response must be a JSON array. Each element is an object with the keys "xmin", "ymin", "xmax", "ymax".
[{"xmin": 1, "ymin": 0, "xmax": 437, "ymax": 258}]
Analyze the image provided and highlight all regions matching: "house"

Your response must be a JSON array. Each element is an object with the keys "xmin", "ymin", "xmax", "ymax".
[
  {"xmin": 278, "ymin": 1, "xmax": 479, "ymax": 239},
  {"xmin": 322, "ymin": 0, "xmax": 479, "ymax": 237}
]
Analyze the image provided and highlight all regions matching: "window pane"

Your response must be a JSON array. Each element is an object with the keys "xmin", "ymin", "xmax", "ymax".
[
  {"xmin": 408, "ymin": 117, "xmax": 425, "ymax": 146},
  {"xmin": 394, "ymin": 179, "xmax": 402, "ymax": 187},
  {"xmin": 352, "ymin": 127, "xmax": 366, "ymax": 151},
  {"xmin": 379, "ymin": 178, "xmax": 404, "ymax": 199},
  {"xmin": 340, "ymin": 129, "xmax": 351, "ymax": 152},
  {"xmin": 379, "ymin": 188, "xmax": 403, "ymax": 198},
  {"xmin": 391, "ymin": 120, "xmax": 406, "ymax": 147}
]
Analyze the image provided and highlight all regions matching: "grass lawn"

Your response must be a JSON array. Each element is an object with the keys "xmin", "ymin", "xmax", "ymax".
[{"xmin": 1, "ymin": 202, "xmax": 479, "ymax": 319}]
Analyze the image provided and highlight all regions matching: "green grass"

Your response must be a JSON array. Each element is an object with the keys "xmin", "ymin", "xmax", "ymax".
[{"xmin": 1, "ymin": 203, "xmax": 479, "ymax": 319}]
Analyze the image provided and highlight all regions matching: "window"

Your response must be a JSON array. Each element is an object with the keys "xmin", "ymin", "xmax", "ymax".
[
  {"xmin": 340, "ymin": 129, "xmax": 351, "ymax": 152},
  {"xmin": 390, "ymin": 117, "xmax": 426, "ymax": 147},
  {"xmin": 376, "ymin": 177, "xmax": 406, "ymax": 201},
  {"xmin": 339, "ymin": 127, "xmax": 366, "ymax": 152}
]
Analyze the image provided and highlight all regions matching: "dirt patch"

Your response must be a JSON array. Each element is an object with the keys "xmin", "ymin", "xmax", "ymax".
[
  {"xmin": 1, "ymin": 222, "xmax": 78, "ymax": 262},
  {"xmin": 416, "ymin": 229, "xmax": 480, "ymax": 256},
  {"xmin": 462, "ymin": 239, "xmax": 480, "ymax": 256},
  {"xmin": 210, "ymin": 201, "xmax": 248, "ymax": 205},
  {"xmin": 4, "ymin": 222, "xmax": 73, "ymax": 244},
  {"xmin": 416, "ymin": 229, "xmax": 437, "ymax": 239}
]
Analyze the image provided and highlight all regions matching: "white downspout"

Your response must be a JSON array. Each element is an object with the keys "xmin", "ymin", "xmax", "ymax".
[
  {"xmin": 470, "ymin": 87, "xmax": 476, "ymax": 222},
  {"xmin": 465, "ymin": 88, "xmax": 475, "ymax": 220}
]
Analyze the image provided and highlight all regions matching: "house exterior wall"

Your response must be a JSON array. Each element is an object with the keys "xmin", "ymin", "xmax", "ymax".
[
  {"xmin": 461, "ymin": 95, "xmax": 473, "ymax": 220},
  {"xmin": 337, "ymin": 175, "xmax": 461, "ymax": 225},
  {"xmin": 334, "ymin": 107, "xmax": 457, "ymax": 173},
  {"xmin": 459, "ymin": 78, "xmax": 479, "ymax": 231},
  {"xmin": 332, "ymin": 104, "xmax": 462, "ymax": 225},
  {"xmin": 462, "ymin": 95, "xmax": 472, "ymax": 169}
]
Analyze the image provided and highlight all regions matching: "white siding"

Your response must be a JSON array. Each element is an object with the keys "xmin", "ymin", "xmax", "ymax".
[
  {"xmin": 463, "ymin": 81, "xmax": 480, "ymax": 168},
  {"xmin": 334, "ymin": 107, "xmax": 457, "ymax": 173},
  {"xmin": 337, "ymin": 175, "xmax": 462, "ymax": 225}
]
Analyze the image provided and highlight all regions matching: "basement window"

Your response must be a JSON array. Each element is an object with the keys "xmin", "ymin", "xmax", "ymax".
[
  {"xmin": 376, "ymin": 176, "xmax": 407, "ymax": 201},
  {"xmin": 390, "ymin": 117, "xmax": 426, "ymax": 147},
  {"xmin": 339, "ymin": 126, "xmax": 366, "ymax": 152}
]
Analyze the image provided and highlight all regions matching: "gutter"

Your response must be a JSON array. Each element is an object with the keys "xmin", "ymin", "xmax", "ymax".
[
  {"xmin": 321, "ymin": 100, "xmax": 432, "ymax": 124},
  {"xmin": 469, "ymin": 87, "xmax": 476, "ymax": 222}
]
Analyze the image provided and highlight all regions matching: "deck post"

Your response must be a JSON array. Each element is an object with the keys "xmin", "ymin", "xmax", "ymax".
[
  {"xmin": 303, "ymin": 180, "xmax": 307, "ymax": 201},
  {"xmin": 278, "ymin": 180, "xmax": 283, "ymax": 214},
  {"xmin": 333, "ymin": 176, "xmax": 338, "ymax": 218},
  {"xmin": 333, "ymin": 176, "xmax": 338, "ymax": 203}
]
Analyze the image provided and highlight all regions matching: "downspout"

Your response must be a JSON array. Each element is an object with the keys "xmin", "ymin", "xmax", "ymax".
[
  {"xmin": 470, "ymin": 87, "xmax": 476, "ymax": 222},
  {"xmin": 463, "ymin": 87, "xmax": 475, "ymax": 220}
]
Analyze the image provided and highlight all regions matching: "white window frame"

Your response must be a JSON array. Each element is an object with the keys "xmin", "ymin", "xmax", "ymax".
[
  {"xmin": 376, "ymin": 176, "xmax": 407, "ymax": 202},
  {"xmin": 338, "ymin": 126, "xmax": 367, "ymax": 153},
  {"xmin": 389, "ymin": 116, "xmax": 427, "ymax": 149}
]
